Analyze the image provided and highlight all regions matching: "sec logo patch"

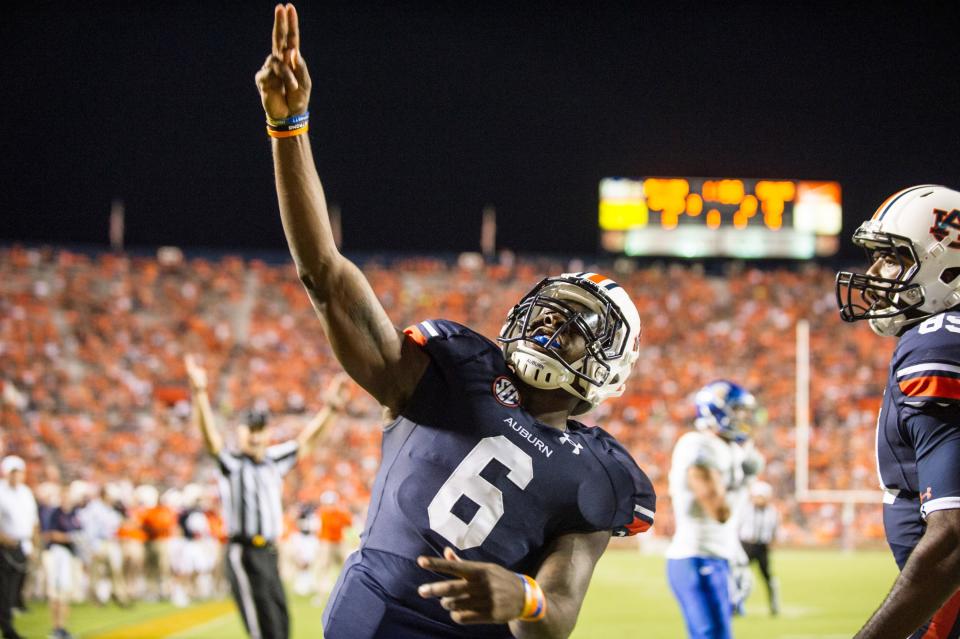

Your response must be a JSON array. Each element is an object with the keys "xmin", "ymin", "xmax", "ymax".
[{"xmin": 492, "ymin": 376, "xmax": 521, "ymax": 408}]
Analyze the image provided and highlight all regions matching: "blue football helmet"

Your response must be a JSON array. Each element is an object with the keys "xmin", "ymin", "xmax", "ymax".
[{"xmin": 694, "ymin": 380, "xmax": 757, "ymax": 443}]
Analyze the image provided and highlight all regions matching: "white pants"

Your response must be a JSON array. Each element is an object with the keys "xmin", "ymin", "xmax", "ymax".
[{"xmin": 44, "ymin": 545, "xmax": 76, "ymax": 601}]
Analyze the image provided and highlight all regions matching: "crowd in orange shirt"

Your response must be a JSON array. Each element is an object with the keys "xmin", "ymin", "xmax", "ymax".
[{"xmin": 0, "ymin": 246, "xmax": 892, "ymax": 549}]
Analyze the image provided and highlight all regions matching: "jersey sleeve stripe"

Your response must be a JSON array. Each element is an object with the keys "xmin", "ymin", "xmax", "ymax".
[
  {"xmin": 921, "ymin": 497, "xmax": 960, "ymax": 519},
  {"xmin": 896, "ymin": 362, "xmax": 960, "ymax": 378},
  {"xmin": 403, "ymin": 324, "xmax": 428, "ymax": 346},
  {"xmin": 421, "ymin": 320, "xmax": 440, "ymax": 337},
  {"xmin": 634, "ymin": 504, "xmax": 655, "ymax": 522},
  {"xmin": 898, "ymin": 376, "xmax": 960, "ymax": 400},
  {"xmin": 623, "ymin": 516, "xmax": 652, "ymax": 535}
]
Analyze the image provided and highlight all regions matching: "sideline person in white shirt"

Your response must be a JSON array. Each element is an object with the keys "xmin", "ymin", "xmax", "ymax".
[
  {"xmin": 0, "ymin": 456, "xmax": 39, "ymax": 639},
  {"xmin": 78, "ymin": 484, "xmax": 129, "ymax": 606}
]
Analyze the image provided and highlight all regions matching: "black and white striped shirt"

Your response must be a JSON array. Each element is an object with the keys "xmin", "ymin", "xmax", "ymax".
[
  {"xmin": 738, "ymin": 503, "xmax": 779, "ymax": 545},
  {"xmin": 216, "ymin": 441, "xmax": 298, "ymax": 542}
]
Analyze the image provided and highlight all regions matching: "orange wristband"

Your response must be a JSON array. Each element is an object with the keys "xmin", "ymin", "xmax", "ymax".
[
  {"xmin": 267, "ymin": 124, "xmax": 309, "ymax": 139},
  {"xmin": 516, "ymin": 573, "xmax": 546, "ymax": 622}
]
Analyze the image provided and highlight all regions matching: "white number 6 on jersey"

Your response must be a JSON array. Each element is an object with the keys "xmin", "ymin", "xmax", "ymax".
[{"xmin": 427, "ymin": 435, "xmax": 533, "ymax": 550}]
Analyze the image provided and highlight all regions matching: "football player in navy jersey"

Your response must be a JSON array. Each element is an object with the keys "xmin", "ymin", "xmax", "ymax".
[
  {"xmin": 837, "ymin": 185, "xmax": 960, "ymax": 639},
  {"xmin": 255, "ymin": 5, "xmax": 656, "ymax": 638}
]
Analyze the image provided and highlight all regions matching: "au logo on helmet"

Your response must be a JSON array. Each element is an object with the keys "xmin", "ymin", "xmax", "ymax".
[{"xmin": 930, "ymin": 208, "xmax": 960, "ymax": 248}]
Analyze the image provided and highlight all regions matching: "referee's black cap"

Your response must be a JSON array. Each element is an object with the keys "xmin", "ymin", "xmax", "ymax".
[{"xmin": 242, "ymin": 408, "xmax": 270, "ymax": 431}]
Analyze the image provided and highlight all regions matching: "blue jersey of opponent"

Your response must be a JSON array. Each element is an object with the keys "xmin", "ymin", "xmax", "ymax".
[{"xmin": 323, "ymin": 319, "xmax": 656, "ymax": 639}]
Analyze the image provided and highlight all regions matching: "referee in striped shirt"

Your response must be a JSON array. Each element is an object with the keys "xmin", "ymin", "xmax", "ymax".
[
  {"xmin": 185, "ymin": 355, "xmax": 346, "ymax": 639},
  {"xmin": 738, "ymin": 481, "xmax": 780, "ymax": 616}
]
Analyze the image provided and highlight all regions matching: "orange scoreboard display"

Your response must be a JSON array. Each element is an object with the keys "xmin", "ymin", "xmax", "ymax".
[{"xmin": 599, "ymin": 177, "xmax": 842, "ymax": 258}]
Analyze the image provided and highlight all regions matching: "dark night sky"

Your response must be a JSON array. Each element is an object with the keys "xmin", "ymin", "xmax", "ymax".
[{"xmin": 1, "ymin": 2, "xmax": 959, "ymax": 259}]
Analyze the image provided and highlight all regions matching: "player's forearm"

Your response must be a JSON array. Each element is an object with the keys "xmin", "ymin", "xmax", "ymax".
[
  {"xmin": 272, "ymin": 134, "xmax": 342, "ymax": 295},
  {"xmin": 508, "ymin": 592, "xmax": 578, "ymax": 639},
  {"xmin": 688, "ymin": 466, "xmax": 730, "ymax": 522},
  {"xmin": 700, "ymin": 497, "xmax": 731, "ymax": 523},
  {"xmin": 297, "ymin": 405, "xmax": 336, "ymax": 455},
  {"xmin": 692, "ymin": 488, "xmax": 730, "ymax": 522},
  {"xmin": 855, "ymin": 522, "xmax": 960, "ymax": 638},
  {"xmin": 509, "ymin": 531, "xmax": 605, "ymax": 639}
]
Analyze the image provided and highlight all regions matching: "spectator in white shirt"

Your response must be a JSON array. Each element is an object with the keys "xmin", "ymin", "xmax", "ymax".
[
  {"xmin": 0, "ymin": 456, "xmax": 39, "ymax": 639},
  {"xmin": 79, "ymin": 484, "xmax": 129, "ymax": 606}
]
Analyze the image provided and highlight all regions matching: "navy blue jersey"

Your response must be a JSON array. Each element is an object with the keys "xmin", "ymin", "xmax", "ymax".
[
  {"xmin": 48, "ymin": 507, "xmax": 82, "ymax": 554},
  {"xmin": 877, "ymin": 311, "xmax": 960, "ymax": 638},
  {"xmin": 323, "ymin": 319, "xmax": 655, "ymax": 639}
]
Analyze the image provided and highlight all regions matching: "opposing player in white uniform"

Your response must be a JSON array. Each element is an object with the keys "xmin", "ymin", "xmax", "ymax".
[{"xmin": 666, "ymin": 381, "xmax": 762, "ymax": 639}]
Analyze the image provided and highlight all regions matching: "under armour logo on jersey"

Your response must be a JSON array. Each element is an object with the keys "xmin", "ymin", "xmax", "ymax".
[
  {"xmin": 492, "ymin": 376, "xmax": 521, "ymax": 408},
  {"xmin": 559, "ymin": 434, "xmax": 582, "ymax": 455}
]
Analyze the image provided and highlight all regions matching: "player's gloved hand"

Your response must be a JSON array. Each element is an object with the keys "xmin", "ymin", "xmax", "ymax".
[
  {"xmin": 417, "ymin": 547, "xmax": 526, "ymax": 624},
  {"xmin": 255, "ymin": 3, "xmax": 312, "ymax": 120}
]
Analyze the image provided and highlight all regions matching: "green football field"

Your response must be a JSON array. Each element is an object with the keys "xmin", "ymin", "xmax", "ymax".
[{"xmin": 15, "ymin": 548, "xmax": 898, "ymax": 638}]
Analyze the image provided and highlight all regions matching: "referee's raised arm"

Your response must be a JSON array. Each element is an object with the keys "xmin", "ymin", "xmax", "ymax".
[
  {"xmin": 295, "ymin": 373, "xmax": 349, "ymax": 457},
  {"xmin": 185, "ymin": 354, "xmax": 224, "ymax": 457}
]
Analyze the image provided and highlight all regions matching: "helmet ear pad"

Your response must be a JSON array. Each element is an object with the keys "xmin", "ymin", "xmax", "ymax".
[{"xmin": 509, "ymin": 344, "xmax": 576, "ymax": 389}]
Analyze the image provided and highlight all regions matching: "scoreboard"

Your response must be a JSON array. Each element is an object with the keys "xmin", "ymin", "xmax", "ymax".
[{"xmin": 599, "ymin": 177, "xmax": 842, "ymax": 259}]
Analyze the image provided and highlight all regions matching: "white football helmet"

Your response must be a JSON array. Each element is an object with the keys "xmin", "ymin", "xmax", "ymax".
[
  {"xmin": 498, "ymin": 272, "xmax": 642, "ymax": 415},
  {"xmin": 837, "ymin": 185, "xmax": 960, "ymax": 336}
]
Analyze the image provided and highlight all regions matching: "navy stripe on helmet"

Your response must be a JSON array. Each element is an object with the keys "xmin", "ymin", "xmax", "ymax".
[{"xmin": 877, "ymin": 185, "xmax": 932, "ymax": 221}]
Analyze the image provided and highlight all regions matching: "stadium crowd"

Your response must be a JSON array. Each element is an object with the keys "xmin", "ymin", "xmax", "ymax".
[{"xmin": 0, "ymin": 245, "xmax": 891, "ymax": 608}]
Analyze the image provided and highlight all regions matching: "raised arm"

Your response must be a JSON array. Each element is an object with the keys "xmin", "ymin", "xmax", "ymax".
[
  {"xmin": 184, "ymin": 354, "xmax": 224, "ymax": 457},
  {"xmin": 296, "ymin": 373, "xmax": 349, "ymax": 456},
  {"xmin": 417, "ymin": 530, "xmax": 610, "ymax": 639},
  {"xmin": 255, "ymin": 4, "xmax": 427, "ymax": 415},
  {"xmin": 688, "ymin": 464, "xmax": 730, "ymax": 523}
]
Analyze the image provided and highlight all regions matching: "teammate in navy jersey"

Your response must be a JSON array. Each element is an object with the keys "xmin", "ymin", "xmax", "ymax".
[
  {"xmin": 837, "ymin": 185, "xmax": 960, "ymax": 639},
  {"xmin": 256, "ymin": 5, "xmax": 655, "ymax": 638}
]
